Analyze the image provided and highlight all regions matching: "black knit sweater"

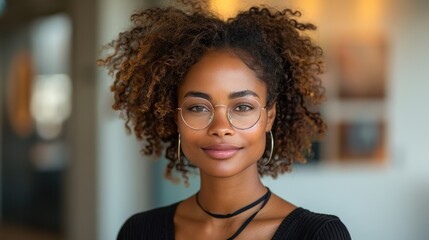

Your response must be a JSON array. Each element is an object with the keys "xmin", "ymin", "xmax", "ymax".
[{"xmin": 117, "ymin": 202, "xmax": 351, "ymax": 240}]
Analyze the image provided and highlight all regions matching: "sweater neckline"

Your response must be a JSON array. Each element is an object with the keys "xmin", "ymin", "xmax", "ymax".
[{"xmin": 167, "ymin": 201, "xmax": 305, "ymax": 240}]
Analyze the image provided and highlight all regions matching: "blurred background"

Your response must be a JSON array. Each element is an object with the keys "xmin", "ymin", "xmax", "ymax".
[{"xmin": 0, "ymin": 0, "xmax": 428, "ymax": 239}]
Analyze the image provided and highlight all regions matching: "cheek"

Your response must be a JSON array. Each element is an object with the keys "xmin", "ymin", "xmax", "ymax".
[
  {"xmin": 243, "ymin": 122, "xmax": 268, "ymax": 159},
  {"xmin": 247, "ymin": 131, "xmax": 267, "ymax": 159},
  {"xmin": 178, "ymin": 125, "xmax": 201, "ymax": 160}
]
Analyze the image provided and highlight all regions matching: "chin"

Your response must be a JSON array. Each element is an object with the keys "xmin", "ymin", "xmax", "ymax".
[{"xmin": 197, "ymin": 160, "xmax": 258, "ymax": 179}]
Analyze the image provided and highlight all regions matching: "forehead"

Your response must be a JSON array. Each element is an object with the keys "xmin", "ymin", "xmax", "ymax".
[{"xmin": 178, "ymin": 50, "xmax": 267, "ymax": 102}]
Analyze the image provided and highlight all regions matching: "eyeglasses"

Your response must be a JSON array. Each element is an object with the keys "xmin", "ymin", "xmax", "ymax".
[{"xmin": 177, "ymin": 97, "xmax": 266, "ymax": 130}]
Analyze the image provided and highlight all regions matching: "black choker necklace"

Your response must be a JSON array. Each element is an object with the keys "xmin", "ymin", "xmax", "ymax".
[
  {"xmin": 195, "ymin": 187, "xmax": 270, "ymax": 219},
  {"xmin": 195, "ymin": 187, "xmax": 271, "ymax": 240}
]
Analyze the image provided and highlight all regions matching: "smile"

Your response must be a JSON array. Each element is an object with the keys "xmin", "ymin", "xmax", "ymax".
[{"xmin": 201, "ymin": 144, "xmax": 242, "ymax": 159}]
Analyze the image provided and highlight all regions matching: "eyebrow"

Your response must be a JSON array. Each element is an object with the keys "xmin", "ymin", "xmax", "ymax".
[
  {"xmin": 184, "ymin": 91, "xmax": 212, "ymax": 101},
  {"xmin": 183, "ymin": 90, "xmax": 260, "ymax": 100},
  {"xmin": 229, "ymin": 90, "xmax": 260, "ymax": 99}
]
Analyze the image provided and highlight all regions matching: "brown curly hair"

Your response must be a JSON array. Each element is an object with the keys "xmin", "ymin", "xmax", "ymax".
[{"xmin": 97, "ymin": 0, "xmax": 326, "ymax": 185}]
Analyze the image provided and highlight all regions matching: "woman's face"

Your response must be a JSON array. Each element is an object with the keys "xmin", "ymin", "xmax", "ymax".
[{"xmin": 177, "ymin": 49, "xmax": 276, "ymax": 178}]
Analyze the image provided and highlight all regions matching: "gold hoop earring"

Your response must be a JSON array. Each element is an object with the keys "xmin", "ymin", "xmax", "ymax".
[
  {"xmin": 264, "ymin": 131, "xmax": 274, "ymax": 165},
  {"xmin": 177, "ymin": 134, "xmax": 182, "ymax": 164}
]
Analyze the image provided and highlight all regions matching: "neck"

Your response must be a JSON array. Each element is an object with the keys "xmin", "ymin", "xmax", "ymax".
[{"xmin": 197, "ymin": 166, "xmax": 267, "ymax": 215}]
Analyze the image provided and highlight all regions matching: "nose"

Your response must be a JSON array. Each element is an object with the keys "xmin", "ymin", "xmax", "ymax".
[{"xmin": 207, "ymin": 105, "xmax": 235, "ymax": 137}]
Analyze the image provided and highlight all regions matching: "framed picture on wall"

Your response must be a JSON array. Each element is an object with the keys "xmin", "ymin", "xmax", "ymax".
[
  {"xmin": 337, "ymin": 121, "xmax": 386, "ymax": 162},
  {"xmin": 335, "ymin": 33, "xmax": 388, "ymax": 99}
]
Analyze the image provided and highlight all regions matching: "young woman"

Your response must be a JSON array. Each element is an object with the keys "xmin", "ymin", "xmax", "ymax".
[{"xmin": 98, "ymin": 1, "xmax": 351, "ymax": 239}]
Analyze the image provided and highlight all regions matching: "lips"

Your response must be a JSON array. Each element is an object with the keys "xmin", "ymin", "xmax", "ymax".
[{"xmin": 201, "ymin": 144, "xmax": 242, "ymax": 159}]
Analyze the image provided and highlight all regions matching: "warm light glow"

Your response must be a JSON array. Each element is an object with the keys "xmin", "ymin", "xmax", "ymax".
[
  {"xmin": 30, "ymin": 74, "xmax": 72, "ymax": 140},
  {"xmin": 357, "ymin": 0, "xmax": 385, "ymax": 29},
  {"xmin": 209, "ymin": 0, "xmax": 239, "ymax": 19},
  {"xmin": 293, "ymin": 0, "xmax": 321, "ymax": 22}
]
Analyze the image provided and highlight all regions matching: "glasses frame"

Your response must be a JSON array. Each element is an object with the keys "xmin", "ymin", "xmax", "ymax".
[{"xmin": 177, "ymin": 97, "xmax": 267, "ymax": 130}]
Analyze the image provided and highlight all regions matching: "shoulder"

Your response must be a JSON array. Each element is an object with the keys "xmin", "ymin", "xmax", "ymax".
[
  {"xmin": 116, "ymin": 202, "xmax": 179, "ymax": 240},
  {"xmin": 273, "ymin": 208, "xmax": 351, "ymax": 240},
  {"xmin": 297, "ymin": 208, "xmax": 351, "ymax": 240}
]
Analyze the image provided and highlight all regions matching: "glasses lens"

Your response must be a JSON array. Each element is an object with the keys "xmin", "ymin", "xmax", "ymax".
[
  {"xmin": 228, "ymin": 98, "xmax": 261, "ymax": 129},
  {"xmin": 180, "ymin": 98, "xmax": 213, "ymax": 129}
]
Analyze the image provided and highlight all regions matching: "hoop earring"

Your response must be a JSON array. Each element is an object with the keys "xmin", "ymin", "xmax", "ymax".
[
  {"xmin": 177, "ymin": 134, "xmax": 182, "ymax": 164},
  {"xmin": 264, "ymin": 131, "xmax": 274, "ymax": 165}
]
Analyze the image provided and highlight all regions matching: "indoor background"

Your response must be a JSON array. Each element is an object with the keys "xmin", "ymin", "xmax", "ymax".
[{"xmin": 0, "ymin": 0, "xmax": 428, "ymax": 239}]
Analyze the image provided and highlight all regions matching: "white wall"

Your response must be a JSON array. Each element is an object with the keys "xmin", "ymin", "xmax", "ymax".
[
  {"xmin": 69, "ymin": 0, "xmax": 157, "ymax": 239},
  {"xmin": 96, "ymin": 0, "xmax": 156, "ymax": 239}
]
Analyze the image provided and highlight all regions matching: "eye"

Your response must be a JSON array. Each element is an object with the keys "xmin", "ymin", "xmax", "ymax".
[
  {"xmin": 233, "ymin": 104, "xmax": 254, "ymax": 112},
  {"xmin": 188, "ymin": 105, "xmax": 210, "ymax": 112}
]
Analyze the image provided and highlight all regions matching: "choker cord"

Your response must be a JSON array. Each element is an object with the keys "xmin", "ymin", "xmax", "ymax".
[
  {"xmin": 195, "ymin": 187, "xmax": 270, "ymax": 219},
  {"xmin": 227, "ymin": 189, "xmax": 271, "ymax": 240}
]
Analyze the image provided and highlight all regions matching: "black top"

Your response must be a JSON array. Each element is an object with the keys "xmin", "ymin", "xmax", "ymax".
[{"xmin": 117, "ymin": 202, "xmax": 351, "ymax": 240}]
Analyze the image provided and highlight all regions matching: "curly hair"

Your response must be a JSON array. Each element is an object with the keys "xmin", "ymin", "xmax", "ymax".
[{"xmin": 97, "ymin": 0, "xmax": 327, "ymax": 185}]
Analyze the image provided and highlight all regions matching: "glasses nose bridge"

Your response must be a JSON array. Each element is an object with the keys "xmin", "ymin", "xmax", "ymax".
[{"xmin": 210, "ymin": 104, "xmax": 232, "ymax": 125}]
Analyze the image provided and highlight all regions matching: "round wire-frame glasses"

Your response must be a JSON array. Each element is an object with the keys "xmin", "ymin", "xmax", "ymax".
[{"xmin": 177, "ymin": 97, "xmax": 266, "ymax": 130}]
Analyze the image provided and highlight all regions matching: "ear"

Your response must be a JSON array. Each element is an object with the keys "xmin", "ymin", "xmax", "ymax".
[{"xmin": 265, "ymin": 102, "xmax": 276, "ymax": 132}]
